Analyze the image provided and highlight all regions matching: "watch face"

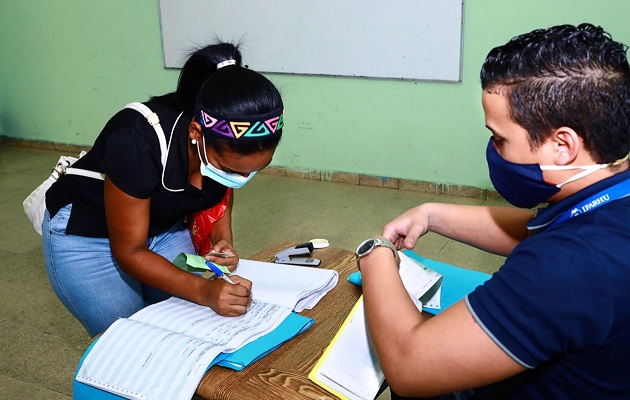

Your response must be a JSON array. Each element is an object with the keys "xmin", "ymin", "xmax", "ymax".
[{"xmin": 357, "ymin": 239, "xmax": 375, "ymax": 256}]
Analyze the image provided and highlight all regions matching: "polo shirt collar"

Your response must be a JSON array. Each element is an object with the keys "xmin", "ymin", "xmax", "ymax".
[{"xmin": 527, "ymin": 169, "xmax": 630, "ymax": 232}]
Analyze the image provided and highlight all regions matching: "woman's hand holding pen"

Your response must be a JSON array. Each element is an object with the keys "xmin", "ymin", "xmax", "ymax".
[
  {"xmin": 201, "ymin": 240, "xmax": 251, "ymax": 315},
  {"xmin": 200, "ymin": 275, "xmax": 252, "ymax": 317}
]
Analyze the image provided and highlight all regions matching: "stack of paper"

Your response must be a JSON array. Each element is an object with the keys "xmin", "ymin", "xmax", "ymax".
[
  {"xmin": 310, "ymin": 250, "xmax": 494, "ymax": 400},
  {"xmin": 234, "ymin": 259, "xmax": 338, "ymax": 312},
  {"xmin": 172, "ymin": 255, "xmax": 339, "ymax": 312},
  {"xmin": 309, "ymin": 297, "xmax": 380, "ymax": 400}
]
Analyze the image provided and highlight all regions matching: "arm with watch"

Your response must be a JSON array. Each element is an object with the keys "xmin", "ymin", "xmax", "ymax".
[
  {"xmin": 356, "ymin": 236, "xmax": 523, "ymax": 397},
  {"xmin": 381, "ymin": 202, "xmax": 534, "ymax": 257}
]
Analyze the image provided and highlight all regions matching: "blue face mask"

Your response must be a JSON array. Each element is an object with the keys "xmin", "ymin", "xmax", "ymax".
[
  {"xmin": 196, "ymin": 138, "xmax": 256, "ymax": 189},
  {"xmin": 486, "ymin": 139, "xmax": 560, "ymax": 208},
  {"xmin": 485, "ymin": 138, "xmax": 614, "ymax": 208}
]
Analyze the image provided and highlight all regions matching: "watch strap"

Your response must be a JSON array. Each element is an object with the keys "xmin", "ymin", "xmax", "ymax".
[{"xmin": 356, "ymin": 237, "xmax": 398, "ymax": 271}]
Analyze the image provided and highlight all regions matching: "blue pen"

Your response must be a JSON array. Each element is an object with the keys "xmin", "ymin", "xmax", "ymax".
[{"xmin": 205, "ymin": 260, "xmax": 236, "ymax": 285}]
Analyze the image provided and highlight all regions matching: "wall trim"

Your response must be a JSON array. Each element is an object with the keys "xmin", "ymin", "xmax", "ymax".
[
  {"xmin": 1, "ymin": 136, "xmax": 500, "ymax": 199},
  {"xmin": 261, "ymin": 166, "xmax": 501, "ymax": 199}
]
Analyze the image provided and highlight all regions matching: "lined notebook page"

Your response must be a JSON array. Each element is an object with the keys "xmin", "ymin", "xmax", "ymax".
[{"xmin": 76, "ymin": 298, "xmax": 291, "ymax": 400}]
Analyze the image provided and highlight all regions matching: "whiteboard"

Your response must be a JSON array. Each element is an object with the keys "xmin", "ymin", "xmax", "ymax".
[{"xmin": 158, "ymin": 0, "xmax": 464, "ymax": 82}]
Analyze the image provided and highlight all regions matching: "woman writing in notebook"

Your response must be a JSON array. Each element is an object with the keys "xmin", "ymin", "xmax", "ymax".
[{"xmin": 42, "ymin": 43, "xmax": 284, "ymax": 337}]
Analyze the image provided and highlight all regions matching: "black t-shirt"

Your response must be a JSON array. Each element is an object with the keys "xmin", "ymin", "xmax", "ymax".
[{"xmin": 46, "ymin": 101, "xmax": 228, "ymax": 238}]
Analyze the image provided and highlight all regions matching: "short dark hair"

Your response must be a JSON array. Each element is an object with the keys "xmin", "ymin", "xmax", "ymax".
[
  {"xmin": 152, "ymin": 42, "xmax": 283, "ymax": 155},
  {"xmin": 481, "ymin": 23, "xmax": 630, "ymax": 163}
]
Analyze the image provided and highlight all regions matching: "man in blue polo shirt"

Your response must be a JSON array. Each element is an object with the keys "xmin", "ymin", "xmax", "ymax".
[{"xmin": 355, "ymin": 24, "xmax": 630, "ymax": 399}]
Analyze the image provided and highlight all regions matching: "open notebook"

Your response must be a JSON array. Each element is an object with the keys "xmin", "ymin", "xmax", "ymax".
[{"xmin": 75, "ymin": 258, "xmax": 338, "ymax": 400}]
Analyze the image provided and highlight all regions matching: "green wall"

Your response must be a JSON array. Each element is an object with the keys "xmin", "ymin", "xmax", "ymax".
[{"xmin": 1, "ymin": 1, "xmax": 628, "ymax": 189}]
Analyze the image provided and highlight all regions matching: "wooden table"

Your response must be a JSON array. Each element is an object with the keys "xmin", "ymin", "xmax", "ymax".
[{"xmin": 193, "ymin": 241, "xmax": 362, "ymax": 400}]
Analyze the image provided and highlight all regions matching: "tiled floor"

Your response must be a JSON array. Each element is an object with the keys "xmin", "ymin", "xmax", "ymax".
[{"xmin": 0, "ymin": 145, "xmax": 507, "ymax": 399}]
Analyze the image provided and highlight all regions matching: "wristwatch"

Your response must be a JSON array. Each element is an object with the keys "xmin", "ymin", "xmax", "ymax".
[{"xmin": 355, "ymin": 237, "xmax": 398, "ymax": 271}]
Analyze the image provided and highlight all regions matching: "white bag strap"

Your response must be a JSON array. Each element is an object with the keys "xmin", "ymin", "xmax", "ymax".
[
  {"xmin": 65, "ymin": 168, "xmax": 106, "ymax": 180},
  {"xmin": 126, "ymin": 102, "xmax": 186, "ymax": 193},
  {"xmin": 64, "ymin": 151, "xmax": 105, "ymax": 180},
  {"xmin": 124, "ymin": 102, "xmax": 168, "ymax": 168},
  {"xmin": 63, "ymin": 102, "xmax": 168, "ymax": 181}
]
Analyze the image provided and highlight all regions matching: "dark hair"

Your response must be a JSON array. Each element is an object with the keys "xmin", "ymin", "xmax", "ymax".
[
  {"xmin": 152, "ymin": 42, "xmax": 283, "ymax": 155},
  {"xmin": 480, "ymin": 23, "xmax": 630, "ymax": 163}
]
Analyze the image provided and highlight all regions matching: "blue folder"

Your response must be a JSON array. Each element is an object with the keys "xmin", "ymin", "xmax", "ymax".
[
  {"xmin": 348, "ymin": 250, "xmax": 491, "ymax": 315},
  {"xmin": 217, "ymin": 312, "xmax": 314, "ymax": 370}
]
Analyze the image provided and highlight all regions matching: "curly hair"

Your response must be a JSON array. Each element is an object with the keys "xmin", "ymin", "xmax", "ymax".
[{"xmin": 481, "ymin": 23, "xmax": 630, "ymax": 163}]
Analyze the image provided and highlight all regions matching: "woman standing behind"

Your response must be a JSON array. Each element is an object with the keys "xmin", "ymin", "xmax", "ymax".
[{"xmin": 43, "ymin": 42, "xmax": 284, "ymax": 337}]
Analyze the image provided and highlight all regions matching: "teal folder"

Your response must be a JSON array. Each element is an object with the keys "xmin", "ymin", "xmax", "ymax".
[
  {"xmin": 217, "ymin": 312, "xmax": 314, "ymax": 370},
  {"xmin": 401, "ymin": 250, "xmax": 491, "ymax": 315}
]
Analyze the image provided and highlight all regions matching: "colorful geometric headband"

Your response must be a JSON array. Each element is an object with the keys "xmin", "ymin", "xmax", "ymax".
[{"xmin": 198, "ymin": 107, "xmax": 284, "ymax": 140}]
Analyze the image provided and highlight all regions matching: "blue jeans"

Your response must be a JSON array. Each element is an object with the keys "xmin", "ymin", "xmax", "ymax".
[{"xmin": 42, "ymin": 205, "xmax": 195, "ymax": 337}]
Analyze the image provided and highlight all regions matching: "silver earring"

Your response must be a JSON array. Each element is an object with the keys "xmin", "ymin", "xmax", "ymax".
[{"xmin": 191, "ymin": 139, "xmax": 197, "ymax": 145}]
